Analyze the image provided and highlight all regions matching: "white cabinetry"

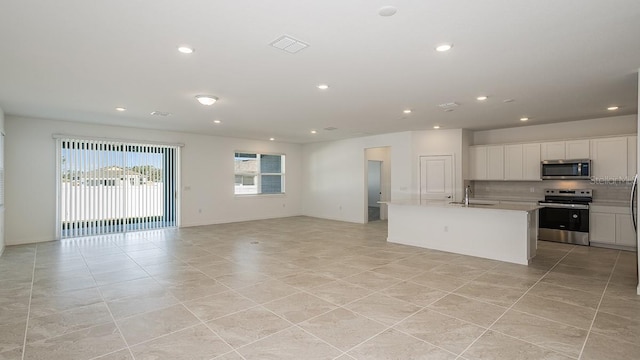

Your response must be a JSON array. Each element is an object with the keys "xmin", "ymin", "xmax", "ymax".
[
  {"xmin": 469, "ymin": 145, "xmax": 503, "ymax": 180},
  {"xmin": 469, "ymin": 146, "xmax": 487, "ymax": 180},
  {"xmin": 628, "ymin": 136, "xmax": 637, "ymax": 178},
  {"xmin": 541, "ymin": 142, "xmax": 566, "ymax": 160},
  {"xmin": 590, "ymin": 137, "xmax": 628, "ymax": 178},
  {"xmin": 590, "ymin": 205, "xmax": 636, "ymax": 249},
  {"xmin": 504, "ymin": 143, "xmax": 541, "ymax": 180},
  {"xmin": 486, "ymin": 146, "xmax": 504, "ymax": 180},
  {"xmin": 565, "ymin": 140, "xmax": 590, "ymax": 159},
  {"xmin": 540, "ymin": 140, "xmax": 590, "ymax": 160}
]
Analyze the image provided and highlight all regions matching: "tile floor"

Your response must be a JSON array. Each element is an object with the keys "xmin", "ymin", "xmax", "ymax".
[{"xmin": 0, "ymin": 216, "xmax": 639, "ymax": 360}]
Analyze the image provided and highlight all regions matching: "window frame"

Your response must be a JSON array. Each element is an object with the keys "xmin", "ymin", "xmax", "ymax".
[{"xmin": 233, "ymin": 151, "xmax": 286, "ymax": 196}]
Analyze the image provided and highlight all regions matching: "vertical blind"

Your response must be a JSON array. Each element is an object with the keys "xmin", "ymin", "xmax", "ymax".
[{"xmin": 57, "ymin": 138, "xmax": 179, "ymax": 238}]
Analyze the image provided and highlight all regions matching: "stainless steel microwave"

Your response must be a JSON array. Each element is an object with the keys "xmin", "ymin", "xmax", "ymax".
[{"xmin": 540, "ymin": 159, "xmax": 592, "ymax": 180}]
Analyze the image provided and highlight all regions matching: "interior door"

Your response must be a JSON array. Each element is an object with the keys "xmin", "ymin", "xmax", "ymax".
[{"xmin": 420, "ymin": 155, "xmax": 453, "ymax": 201}]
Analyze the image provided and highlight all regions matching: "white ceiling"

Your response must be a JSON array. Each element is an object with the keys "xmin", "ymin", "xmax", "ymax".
[{"xmin": 0, "ymin": 0, "xmax": 639, "ymax": 143}]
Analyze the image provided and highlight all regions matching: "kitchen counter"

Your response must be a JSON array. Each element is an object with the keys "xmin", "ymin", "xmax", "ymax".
[
  {"xmin": 386, "ymin": 200, "xmax": 538, "ymax": 265},
  {"xmin": 384, "ymin": 200, "xmax": 541, "ymax": 212}
]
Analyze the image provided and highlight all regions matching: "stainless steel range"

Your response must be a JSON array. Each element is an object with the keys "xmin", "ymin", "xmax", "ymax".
[{"xmin": 538, "ymin": 189, "xmax": 593, "ymax": 246}]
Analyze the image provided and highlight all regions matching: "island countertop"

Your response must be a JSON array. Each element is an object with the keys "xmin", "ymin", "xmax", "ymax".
[{"xmin": 382, "ymin": 200, "xmax": 541, "ymax": 212}]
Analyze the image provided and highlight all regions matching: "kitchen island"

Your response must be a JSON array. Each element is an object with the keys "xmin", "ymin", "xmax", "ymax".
[{"xmin": 386, "ymin": 200, "xmax": 540, "ymax": 265}]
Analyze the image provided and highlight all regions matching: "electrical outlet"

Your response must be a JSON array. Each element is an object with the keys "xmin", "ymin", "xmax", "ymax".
[
  {"xmin": 530, "ymin": 187, "xmax": 535, "ymax": 193},
  {"xmin": 444, "ymin": 226, "xmax": 448, "ymax": 232}
]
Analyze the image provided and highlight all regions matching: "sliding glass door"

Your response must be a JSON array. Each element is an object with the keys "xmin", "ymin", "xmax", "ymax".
[{"xmin": 56, "ymin": 138, "xmax": 179, "ymax": 238}]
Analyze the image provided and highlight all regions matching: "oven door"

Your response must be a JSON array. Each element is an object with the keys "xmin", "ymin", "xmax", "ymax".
[{"xmin": 538, "ymin": 203, "xmax": 590, "ymax": 245}]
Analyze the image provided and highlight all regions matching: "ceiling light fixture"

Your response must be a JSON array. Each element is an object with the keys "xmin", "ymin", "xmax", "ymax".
[
  {"xmin": 520, "ymin": 117, "xmax": 529, "ymax": 121},
  {"xmin": 317, "ymin": 84, "xmax": 329, "ymax": 90},
  {"xmin": 115, "ymin": 107, "xmax": 126, "ymax": 112},
  {"xmin": 195, "ymin": 95, "xmax": 218, "ymax": 106},
  {"xmin": 213, "ymin": 120, "xmax": 221, "ymax": 124},
  {"xmin": 476, "ymin": 96, "xmax": 488, "ymax": 101},
  {"xmin": 433, "ymin": 125, "xmax": 440, "ymax": 129},
  {"xmin": 403, "ymin": 109, "xmax": 412, "ymax": 114},
  {"xmin": 607, "ymin": 106, "xmax": 619, "ymax": 111},
  {"xmin": 178, "ymin": 46, "xmax": 194, "ymax": 54},
  {"xmin": 435, "ymin": 44, "xmax": 453, "ymax": 52},
  {"xmin": 310, "ymin": 130, "xmax": 317, "ymax": 134},
  {"xmin": 269, "ymin": 137, "xmax": 275, "ymax": 141}
]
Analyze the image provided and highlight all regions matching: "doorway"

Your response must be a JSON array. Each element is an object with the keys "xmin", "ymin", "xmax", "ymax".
[
  {"xmin": 56, "ymin": 138, "xmax": 180, "ymax": 238},
  {"xmin": 367, "ymin": 160, "xmax": 382, "ymax": 221},
  {"xmin": 420, "ymin": 155, "xmax": 454, "ymax": 201},
  {"xmin": 365, "ymin": 147, "xmax": 391, "ymax": 222}
]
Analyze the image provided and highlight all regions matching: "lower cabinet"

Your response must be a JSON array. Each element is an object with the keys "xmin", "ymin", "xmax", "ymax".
[{"xmin": 590, "ymin": 205, "xmax": 636, "ymax": 249}]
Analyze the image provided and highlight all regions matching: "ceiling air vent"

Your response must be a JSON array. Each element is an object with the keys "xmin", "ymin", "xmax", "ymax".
[
  {"xmin": 438, "ymin": 102, "xmax": 459, "ymax": 111},
  {"xmin": 324, "ymin": 127, "xmax": 338, "ymax": 131},
  {"xmin": 270, "ymin": 35, "xmax": 309, "ymax": 54}
]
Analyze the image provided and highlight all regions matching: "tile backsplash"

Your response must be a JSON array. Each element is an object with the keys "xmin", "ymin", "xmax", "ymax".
[{"xmin": 472, "ymin": 180, "xmax": 633, "ymax": 203}]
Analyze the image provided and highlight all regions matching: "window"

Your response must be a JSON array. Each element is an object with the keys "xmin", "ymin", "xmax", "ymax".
[{"xmin": 234, "ymin": 152, "xmax": 285, "ymax": 195}]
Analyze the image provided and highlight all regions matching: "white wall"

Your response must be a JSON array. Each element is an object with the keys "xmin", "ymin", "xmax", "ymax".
[
  {"xmin": 301, "ymin": 132, "xmax": 412, "ymax": 223},
  {"xmin": 5, "ymin": 116, "xmax": 303, "ymax": 245},
  {"xmin": 412, "ymin": 129, "xmax": 465, "ymax": 202},
  {"xmin": 0, "ymin": 106, "xmax": 4, "ymax": 255},
  {"xmin": 473, "ymin": 115, "xmax": 637, "ymax": 145}
]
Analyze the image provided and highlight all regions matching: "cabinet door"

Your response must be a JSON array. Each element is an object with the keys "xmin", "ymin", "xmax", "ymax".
[
  {"xmin": 565, "ymin": 140, "xmax": 590, "ymax": 159},
  {"xmin": 590, "ymin": 137, "xmax": 628, "ymax": 178},
  {"xmin": 469, "ymin": 146, "xmax": 487, "ymax": 180},
  {"xmin": 523, "ymin": 143, "xmax": 541, "ymax": 180},
  {"xmin": 616, "ymin": 214, "xmax": 636, "ymax": 247},
  {"xmin": 504, "ymin": 144, "xmax": 523, "ymax": 180},
  {"xmin": 590, "ymin": 212, "xmax": 616, "ymax": 244},
  {"xmin": 628, "ymin": 136, "xmax": 637, "ymax": 179},
  {"xmin": 486, "ymin": 146, "xmax": 504, "ymax": 180},
  {"xmin": 541, "ymin": 142, "xmax": 565, "ymax": 160}
]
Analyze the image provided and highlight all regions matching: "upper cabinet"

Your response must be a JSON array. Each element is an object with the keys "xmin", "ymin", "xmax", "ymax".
[
  {"xmin": 504, "ymin": 143, "xmax": 541, "ymax": 180},
  {"xmin": 469, "ymin": 146, "xmax": 488, "ymax": 180},
  {"xmin": 628, "ymin": 136, "xmax": 637, "ymax": 178},
  {"xmin": 468, "ymin": 135, "xmax": 634, "ymax": 181},
  {"xmin": 540, "ymin": 141, "xmax": 565, "ymax": 160},
  {"xmin": 486, "ymin": 146, "xmax": 504, "ymax": 180},
  {"xmin": 590, "ymin": 137, "xmax": 628, "ymax": 178},
  {"xmin": 540, "ymin": 140, "xmax": 589, "ymax": 160},
  {"xmin": 565, "ymin": 140, "xmax": 590, "ymax": 159}
]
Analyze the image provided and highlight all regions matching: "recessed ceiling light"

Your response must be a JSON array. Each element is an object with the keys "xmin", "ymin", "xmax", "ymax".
[
  {"xmin": 178, "ymin": 46, "xmax": 194, "ymax": 54},
  {"xmin": 435, "ymin": 44, "xmax": 453, "ymax": 52},
  {"xmin": 403, "ymin": 109, "xmax": 412, "ymax": 114},
  {"xmin": 433, "ymin": 125, "xmax": 440, "ymax": 129},
  {"xmin": 115, "ymin": 107, "xmax": 126, "ymax": 112},
  {"xmin": 378, "ymin": 6, "xmax": 398, "ymax": 16},
  {"xmin": 607, "ymin": 106, "xmax": 619, "ymax": 111},
  {"xmin": 520, "ymin": 117, "xmax": 529, "ymax": 121},
  {"xmin": 213, "ymin": 120, "xmax": 221, "ymax": 124},
  {"xmin": 317, "ymin": 84, "xmax": 329, "ymax": 90},
  {"xmin": 476, "ymin": 96, "xmax": 488, "ymax": 101},
  {"xmin": 195, "ymin": 95, "xmax": 218, "ymax": 106},
  {"xmin": 269, "ymin": 137, "xmax": 275, "ymax": 141},
  {"xmin": 310, "ymin": 130, "xmax": 317, "ymax": 134}
]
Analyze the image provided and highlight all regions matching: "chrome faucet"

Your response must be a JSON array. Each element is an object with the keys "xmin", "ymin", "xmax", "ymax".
[{"xmin": 464, "ymin": 186, "xmax": 472, "ymax": 206}]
